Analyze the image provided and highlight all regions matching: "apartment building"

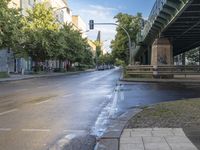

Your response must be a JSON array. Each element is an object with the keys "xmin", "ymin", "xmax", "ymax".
[
  {"xmin": 72, "ymin": 15, "xmax": 87, "ymax": 38},
  {"xmin": 71, "ymin": 15, "xmax": 98, "ymax": 58},
  {"xmin": 1, "ymin": 0, "xmax": 72, "ymax": 74},
  {"xmin": 87, "ymin": 40, "xmax": 96, "ymax": 57}
]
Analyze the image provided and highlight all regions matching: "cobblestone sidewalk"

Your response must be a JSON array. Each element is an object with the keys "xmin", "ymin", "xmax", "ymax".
[{"xmin": 120, "ymin": 128, "xmax": 198, "ymax": 150}]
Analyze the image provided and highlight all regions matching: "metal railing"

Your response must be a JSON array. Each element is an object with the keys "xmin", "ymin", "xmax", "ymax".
[{"xmin": 126, "ymin": 65, "xmax": 200, "ymax": 77}]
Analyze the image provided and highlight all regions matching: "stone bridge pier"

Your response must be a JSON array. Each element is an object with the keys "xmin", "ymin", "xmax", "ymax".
[{"xmin": 151, "ymin": 38, "xmax": 173, "ymax": 66}]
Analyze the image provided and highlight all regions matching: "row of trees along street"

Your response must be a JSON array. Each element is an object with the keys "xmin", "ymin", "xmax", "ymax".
[
  {"xmin": 0, "ymin": 0, "xmax": 94, "ymax": 72},
  {"xmin": 111, "ymin": 13, "xmax": 142, "ymax": 65}
]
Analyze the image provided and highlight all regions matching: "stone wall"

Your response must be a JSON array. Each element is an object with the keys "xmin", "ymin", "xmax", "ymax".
[{"xmin": 151, "ymin": 38, "xmax": 173, "ymax": 66}]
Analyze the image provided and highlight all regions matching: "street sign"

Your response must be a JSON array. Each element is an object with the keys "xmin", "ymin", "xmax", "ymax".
[{"xmin": 89, "ymin": 20, "xmax": 94, "ymax": 30}]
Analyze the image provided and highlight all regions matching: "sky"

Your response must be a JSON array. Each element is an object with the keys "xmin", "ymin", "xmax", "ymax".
[{"xmin": 68, "ymin": 0, "xmax": 155, "ymax": 53}]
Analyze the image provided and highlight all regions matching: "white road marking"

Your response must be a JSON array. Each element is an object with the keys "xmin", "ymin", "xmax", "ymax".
[
  {"xmin": 119, "ymin": 85, "xmax": 125, "ymax": 101},
  {"xmin": 22, "ymin": 129, "xmax": 50, "ymax": 132},
  {"xmin": 0, "ymin": 109, "xmax": 18, "ymax": 116},
  {"xmin": 63, "ymin": 129, "xmax": 86, "ymax": 133},
  {"xmin": 16, "ymin": 89, "xmax": 27, "ymax": 92},
  {"xmin": 35, "ymin": 100, "xmax": 51, "ymax": 105},
  {"xmin": 38, "ymin": 85, "xmax": 48, "ymax": 89},
  {"xmin": 0, "ymin": 128, "xmax": 11, "ymax": 131},
  {"xmin": 62, "ymin": 94, "xmax": 73, "ymax": 98},
  {"xmin": 120, "ymin": 91, "xmax": 125, "ymax": 101}
]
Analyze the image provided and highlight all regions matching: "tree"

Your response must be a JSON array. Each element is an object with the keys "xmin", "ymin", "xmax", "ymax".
[
  {"xmin": 0, "ymin": 0, "xmax": 22, "ymax": 50},
  {"xmin": 111, "ymin": 13, "xmax": 142, "ymax": 64},
  {"xmin": 185, "ymin": 48, "xmax": 200, "ymax": 65},
  {"xmin": 21, "ymin": 2, "xmax": 59, "ymax": 67},
  {"xmin": 57, "ymin": 24, "xmax": 94, "ymax": 69},
  {"xmin": 98, "ymin": 53, "xmax": 114, "ymax": 65}
]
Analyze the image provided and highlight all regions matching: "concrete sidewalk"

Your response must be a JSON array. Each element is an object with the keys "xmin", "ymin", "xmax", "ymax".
[
  {"xmin": 0, "ymin": 69, "xmax": 95, "ymax": 82},
  {"xmin": 120, "ymin": 128, "xmax": 198, "ymax": 150}
]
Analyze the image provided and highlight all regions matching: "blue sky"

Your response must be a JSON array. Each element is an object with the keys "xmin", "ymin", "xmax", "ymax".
[{"xmin": 68, "ymin": 0, "xmax": 155, "ymax": 52}]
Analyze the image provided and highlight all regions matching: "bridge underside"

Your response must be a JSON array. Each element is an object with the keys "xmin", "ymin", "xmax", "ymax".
[
  {"xmin": 162, "ymin": 0, "xmax": 200, "ymax": 56},
  {"xmin": 134, "ymin": 0, "xmax": 200, "ymax": 65}
]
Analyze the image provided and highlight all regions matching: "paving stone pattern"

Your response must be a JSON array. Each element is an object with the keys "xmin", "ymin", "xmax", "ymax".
[{"xmin": 120, "ymin": 128, "xmax": 198, "ymax": 150}]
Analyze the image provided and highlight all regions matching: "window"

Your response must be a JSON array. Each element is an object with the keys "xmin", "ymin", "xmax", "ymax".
[
  {"xmin": 60, "ymin": 10, "xmax": 64, "ymax": 23},
  {"xmin": 28, "ymin": 0, "xmax": 35, "ymax": 6}
]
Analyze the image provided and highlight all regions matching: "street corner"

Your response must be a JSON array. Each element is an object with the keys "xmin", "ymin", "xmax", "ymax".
[
  {"xmin": 49, "ymin": 133, "xmax": 96, "ymax": 150},
  {"xmin": 95, "ymin": 108, "xmax": 142, "ymax": 150}
]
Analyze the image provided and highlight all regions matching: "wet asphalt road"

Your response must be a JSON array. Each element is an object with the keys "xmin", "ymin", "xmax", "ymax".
[
  {"xmin": 1, "ymin": 68, "xmax": 200, "ymax": 150},
  {"xmin": 117, "ymin": 82, "xmax": 200, "ymax": 112},
  {"xmin": 0, "ymin": 69, "xmax": 120, "ymax": 150}
]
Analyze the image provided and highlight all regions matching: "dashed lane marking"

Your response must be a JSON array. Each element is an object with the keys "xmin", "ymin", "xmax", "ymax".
[
  {"xmin": 0, "ymin": 128, "xmax": 87, "ymax": 133},
  {"xmin": 38, "ymin": 85, "xmax": 49, "ymax": 89},
  {"xmin": 35, "ymin": 99, "xmax": 51, "ymax": 105},
  {"xmin": 0, "ymin": 128, "xmax": 11, "ymax": 131},
  {"xmin": 62, "ymin": 94, "xmax": 73, "ymax": 98},
  {"xmin": 63, "ymin": 129, "xmax": 86, "ymax": 133},
  {"xmin": 22, "ymin": 129, "xmax": 50, "ymax": 132},
  {"xmin": 0, "ymin": 109, "xmax": 18, "ymax": 116}
]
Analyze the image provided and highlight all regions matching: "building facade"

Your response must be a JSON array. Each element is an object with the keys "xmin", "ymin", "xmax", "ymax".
[
  {"xmin": 87, "ymin": 40, "xmax": 96, "ymax": 57},
  {"xmin": 72, "ymin": 15, "xmax": 87, "ymax": 38},
  {"xmin": 0, "ymin": 0, "xmax": 73, "ymax": 74}
]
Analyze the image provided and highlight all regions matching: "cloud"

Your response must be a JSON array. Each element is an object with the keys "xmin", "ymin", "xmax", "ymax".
[{"xmin": 71, "ymin": 4, "xmax": 118, "ymax": 52}]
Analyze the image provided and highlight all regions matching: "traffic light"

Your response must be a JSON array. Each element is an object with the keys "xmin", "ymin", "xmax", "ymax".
[{"xmin": 89, "ymin": 20, "xmax": 94, "ymax": 30}]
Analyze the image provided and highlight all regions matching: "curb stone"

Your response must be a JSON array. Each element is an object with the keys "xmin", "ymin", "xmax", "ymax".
[
  {"xmin": 49, "ymin": 133, "xmax": 96, "ymax": 150},
  {"xmin": 94, "ymin": 108, "xmax": 142, "ymax": 150},
  {"xmin": 120, "ymin": 78, "xmax": 200, "ymax": 83},
  {"xmin": 0, "ymin": 70, "xmax": 95, "ymax": 83}
]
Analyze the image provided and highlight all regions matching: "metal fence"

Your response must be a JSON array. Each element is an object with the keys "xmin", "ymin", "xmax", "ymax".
[{"xmin": 126, "ymin": 65, "xmax": 200, "ymax": 77}]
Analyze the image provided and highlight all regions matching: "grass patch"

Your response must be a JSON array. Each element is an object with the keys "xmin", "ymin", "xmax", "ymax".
[
  {"xmin": 0, "ymin": 72, "xmax": 9, "ymax": 78},
  {"xmin": 127, "ymin": 98, "xmax": 200, "ymax": 128}
]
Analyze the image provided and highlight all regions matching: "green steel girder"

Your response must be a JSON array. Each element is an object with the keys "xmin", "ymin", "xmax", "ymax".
[
  {"xmin": 146, "ymin": 30, "xmax": 159, "ymax": 41},
  {"xmin": 155, "ymin": 17, "xmax": 167, "ymax": 27},
  {"xmin": 165, "ymin": 1, "xmax": 180, "ymax": 11},
  {"xmin": 154, "ymin": 20, "xmax": 164, "ymax": 28},
  {"xmin": 133, "ymin": 0, "xmax": 191, "ymax": 61},
  {"xmin": 161, "ymin": 7, "xmax": 176, "ymax": 16},
  {"xmin": 154, "ymin": 22, "xmax": 163, "ymax": 30},
  {"xmin": 157, "ymin": 13, "xmax": 171, "ymax": 23}
]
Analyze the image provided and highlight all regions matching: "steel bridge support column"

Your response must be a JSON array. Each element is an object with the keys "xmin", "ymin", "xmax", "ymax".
[
  {"xmin": 148, "ymin": 46, "xmax": 151, "ymax": 65},
  {"xmin": 143, "ymin": 50, "xmax": 149, "ymax": 65}
]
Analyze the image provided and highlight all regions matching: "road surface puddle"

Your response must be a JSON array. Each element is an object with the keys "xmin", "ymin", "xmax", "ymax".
[{"xmin": 91, "ymin": 84, "xmax": 124, "ymax": 137}]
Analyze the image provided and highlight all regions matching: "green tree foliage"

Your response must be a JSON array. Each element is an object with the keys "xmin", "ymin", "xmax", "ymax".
[
  {"xmin": 0, "ymin": 0, "xmax": 22, "ymax": 50},
  {"xmin": 185, "ymin": 48, "xmax": 200, "ymax": 64},
  {"xmin": 1, "ymin": 1, "xmax": 94, "ymax": 71},
  {"xmin": 98, "ymin": 53, "xmax": 114, "ymax": 65},
  {"xmin": 21, "ymin": 2, "xmax": 59, "ymax": 62},
  {"xmin": 111, "ymin": 13, "xmax": 142, "ymax": 64},
  {"xmin": 94, "ymin": 40, "xmax": 102, "ymax": 58}
]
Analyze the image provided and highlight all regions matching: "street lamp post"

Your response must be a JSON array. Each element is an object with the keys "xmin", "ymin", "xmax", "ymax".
[{"xmin": 89, "ymin": 21, "xmax": 135, "ymax": 65}]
